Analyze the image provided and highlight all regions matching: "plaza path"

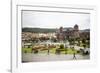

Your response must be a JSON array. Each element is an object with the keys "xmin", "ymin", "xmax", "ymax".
[{"xmin": 22, "ymin": 53, "xmax": 90, "ymax": 62}]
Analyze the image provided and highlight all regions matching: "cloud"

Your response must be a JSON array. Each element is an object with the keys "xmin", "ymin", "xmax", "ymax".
[{"xmin": 22, "ymin": 11, "xmax": 90, "ymax": 30}]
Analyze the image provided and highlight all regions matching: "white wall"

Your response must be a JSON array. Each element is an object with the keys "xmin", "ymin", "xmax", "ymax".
[{"xmin": 0, "ymin": 0, "xmax": 100, "ymax": 73}]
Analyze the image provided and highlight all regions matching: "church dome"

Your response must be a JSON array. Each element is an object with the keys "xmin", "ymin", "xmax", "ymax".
[{"xmin": 74, "ymin": 24, "xmax": 79, "ymax": 30}]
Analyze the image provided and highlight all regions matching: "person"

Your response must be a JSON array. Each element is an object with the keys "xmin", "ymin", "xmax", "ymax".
[
  {"xmin": 73, "ymin": 52, "xmax": 77, "ymax": 59},
  {"xmin": 48, "ymin": 48, "xmax": 50, "ymax": 55},
  {"xmin": 47, "ymin": 44, "xmax": 50, "ymax": 55}
]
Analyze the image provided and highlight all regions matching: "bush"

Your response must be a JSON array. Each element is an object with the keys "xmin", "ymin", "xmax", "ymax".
[
  {"xmin": 55, "ymin": 49, "xmax": 61, "ymax": 54},
  {"xmin": 34, "ymin": 50, "xmax": 38, "ymax": 54},
  {"xmin": 24, "ymin": 50, "xmax": 27, "ymax": 53},
  {"xmin": 83, "ymin": 44, "xmax": 86, "ymax": 48},
  {"xmin": 60, "ymin": 44, "xmax": 64, "ymax": 49},
  {"xmin": 77, "ymin": 50, "xmax": 80, "ymax": 53}
]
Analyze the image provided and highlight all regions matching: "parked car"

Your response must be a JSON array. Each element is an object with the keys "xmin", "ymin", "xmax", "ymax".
[
  {"xmin": 79, "ymin": 48, "xmax": 90, "ymax": 55},
  {"xmin": 83, "ymin": 48, "xmax": 90, "ymax": 55}
]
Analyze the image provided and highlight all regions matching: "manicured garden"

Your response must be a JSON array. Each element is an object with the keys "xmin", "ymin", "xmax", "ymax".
[
  {"xmin": 22, "ymin": 47, "xmax": 78, "ymax": 55},
  {"xmin": 22, "ymin": 37, "xmax": 90, "ymax": 55}
]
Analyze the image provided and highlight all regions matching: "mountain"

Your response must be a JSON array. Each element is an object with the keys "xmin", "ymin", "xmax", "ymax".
[{"xmin": 22, "ymin": 28, "xmax": 57, "ymax": 33}]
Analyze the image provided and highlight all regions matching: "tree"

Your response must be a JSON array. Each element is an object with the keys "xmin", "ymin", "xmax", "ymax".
[
  {"xmin": 82, "ymin": 39, "xmax": 86, "ymax": 44},
  {"xmin": 76, "ymin": 38, "xmax": 81, "ymax": 46},
  {"xmin": 83, "ymin": 44, "xmax": 86, "ymax": 48},
  {"xmin": 68, "ymin": 38, "xmax": 74, "ymax": 45},
  {"xmin": 60, "ymin": 44, "xmax": 64, "ymax": 49}
]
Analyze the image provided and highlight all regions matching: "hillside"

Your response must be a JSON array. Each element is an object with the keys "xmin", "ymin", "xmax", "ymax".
[{"xmin": 22, "ymin": 28, "xmax": 57, "ymax": 33}]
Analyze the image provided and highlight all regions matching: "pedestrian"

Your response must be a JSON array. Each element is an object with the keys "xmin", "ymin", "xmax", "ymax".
[
  {"xmin": 73, "ymin": 52, "xmax": 77, "ymax": 59},
  {"xmin": 47, "ymin": 44, "xmax": 50, "ymax": 55},
  {"xmin": 48, "ymin": 49, "xmax": 50, "ymax": 55}
]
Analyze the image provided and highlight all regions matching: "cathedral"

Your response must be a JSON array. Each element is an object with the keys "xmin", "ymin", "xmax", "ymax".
[{"xmin": 56, "ymin": 24, "xmax": 80, "ymax": 40}]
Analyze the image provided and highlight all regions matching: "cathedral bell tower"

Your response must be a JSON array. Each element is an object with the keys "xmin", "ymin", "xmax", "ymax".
[{"xmin": 74, "ymin": 24, "xmax": 79, "ymax": 38}]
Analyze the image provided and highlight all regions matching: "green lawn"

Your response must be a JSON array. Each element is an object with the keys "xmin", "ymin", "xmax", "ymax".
[
  {"xmin": 49, "ymin": 48, "xmax": 56, "ymax": 53},
  {"xmin": 22, "ymin": 48, "xmax": 78, "ymax": 54},
  {"xmin": 66, "ymin": 48, "xmax": 77, "ymax": 54},
  {"xmin": 22, "ymin": 48, "xmax": 32, "ymax": 53}
]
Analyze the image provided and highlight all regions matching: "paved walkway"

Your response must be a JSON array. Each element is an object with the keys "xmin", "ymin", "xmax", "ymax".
[{"xmin": 22, "ymin": 53, "xmax": 90, "ymax": 62}]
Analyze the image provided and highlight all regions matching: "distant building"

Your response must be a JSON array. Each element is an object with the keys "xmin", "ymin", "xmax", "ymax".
[
  {"xmin": 22, "ymin": 24, "xmax": 90, "ymax": 42},
  {"xmin": 56, "ymin": 24, "xmax": 89, "ymax": 40},
  {"xmin": 22, "ymin": 32, "xmax": 57, "ymax": 42},
  {"xmin": 79, "ymin": 29, "xmax": 90, "ymax": 40},
  {"xmin": 56, "ymin": 24, "xmax": 80, "ymax": 40}
]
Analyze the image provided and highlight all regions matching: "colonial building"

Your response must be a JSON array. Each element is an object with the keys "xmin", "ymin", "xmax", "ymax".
[
  {"xmin": 22, "ymin": 24, "xmax": 90, "ymax": 42},
  {"xmin": 22, "ymin": 32, "xmax": 57, "ymax": 42},
  {"xmin": 79, "ymin": 29, "xmax": 90, "ymax": 40},
  {"xmin": 56, "ymin": 24, "xmax": 80, "ymax": 40}
]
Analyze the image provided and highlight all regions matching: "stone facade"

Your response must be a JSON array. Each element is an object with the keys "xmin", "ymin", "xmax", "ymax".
[
  {"xmin": 56, "ymin": 24, "xmax": 90, "ymax": 41},
  {"xmin": 56, "ymin": 24, "xmax": 80, "ymax": 40}
]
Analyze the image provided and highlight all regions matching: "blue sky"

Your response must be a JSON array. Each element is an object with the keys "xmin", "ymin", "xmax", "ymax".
[{"xmin": 22, "ymin": 11, "xmax": 90, "ymax": 30}]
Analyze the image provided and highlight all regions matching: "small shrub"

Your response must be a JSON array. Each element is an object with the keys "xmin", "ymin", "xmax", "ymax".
[
  {"xmin": 55, "ymin": 49, "xmax": 61, "ymax": 54},
  {"xmin": 77, "ymin": 50, "xmax": 80, "ymax": 53},
  {"xmin": 34, "ymin": 50, "xmax": 38, "ymax": 54},
  {"xmin": 60, "ymin": 44, "xmax": 64, "ymax": 49},
  {"xmin": 24, "ymin": 50, "xmax": 27, "ymax": 53}
]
